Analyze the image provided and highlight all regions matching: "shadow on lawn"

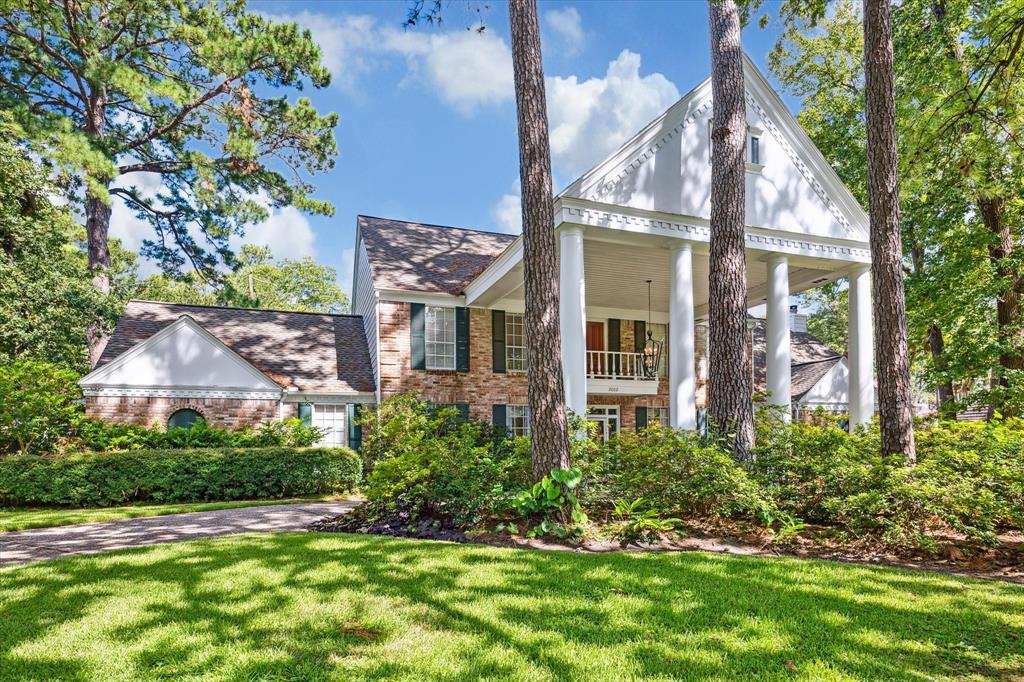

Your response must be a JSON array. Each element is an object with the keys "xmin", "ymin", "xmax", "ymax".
[{"xmin": 1, "ymin": 533, "xmax": 1022, "ymax": 680}]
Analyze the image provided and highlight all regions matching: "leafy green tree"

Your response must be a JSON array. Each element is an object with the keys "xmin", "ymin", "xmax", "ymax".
[
  {"xmin": 0, "ymin": 360, "xmax": 84, "ymax": 456},
  {"xmin": 767, "ymin": 0, "xmax": 1016, "ymax": 416},
  {"xmin": 0, "ymin": 122, "xmax": 136, "ymax": 372},
  {"xmin": 0, "ymin": 0, "xmax": 338, "ymax": 362},
  {"xmin": 135, "ymin": 244, "xmax": 349, "ymax": 313}
]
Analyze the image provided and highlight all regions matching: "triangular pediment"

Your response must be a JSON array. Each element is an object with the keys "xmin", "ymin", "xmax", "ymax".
[
  {"xmin": 80, "ymin": 316, "xmax": 282, "ymax": 391},
  {"xmin": 559, "ymin": 55, "xmax": 868, "ymax": 243}
]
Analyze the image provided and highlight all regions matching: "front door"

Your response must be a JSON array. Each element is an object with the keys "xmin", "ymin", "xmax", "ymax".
[
  {"xmin": 586, "ymin": 321, "xmax": 604, "ymax": 375},
  {"xmin": 587, "ymin": 405, "xmax": 620, "ymax": 443}
]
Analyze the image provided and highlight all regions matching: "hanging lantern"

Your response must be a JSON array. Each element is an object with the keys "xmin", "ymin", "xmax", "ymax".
[{"xmin": 641, "ymin": 279, "xmax": 663, "ymax": 378}]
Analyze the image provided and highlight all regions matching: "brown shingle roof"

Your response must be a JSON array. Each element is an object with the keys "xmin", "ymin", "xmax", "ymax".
[
  {"xmin": 97, "ymin": 300, "xmax": 375, "ymax": 393},
  {"xmin": 750, "ymin": 319, "xmax": 842, "ymax": 400},
  {"xmin": 358, "ymin": 215, "xmax": 517, "ymax": 295}
]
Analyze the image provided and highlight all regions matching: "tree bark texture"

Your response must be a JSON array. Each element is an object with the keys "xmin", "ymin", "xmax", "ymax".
[
  {"xmin": 979, "ymin": 197, "xmax": 1024, "ymax": 400},
  {"xmin": 508, "ymin": 0, "xmax": 572, "ymax": 480},
  {"xmin": 85, "ymin": 85, "xmax": 112, "ymax": 367},
  {"xmin": 863, "ymin": 0, "xmax": 916, "ymax": 461},
  {"xmin": 707, "ymin": 0, "xmax": 755, "ymax": 462}
]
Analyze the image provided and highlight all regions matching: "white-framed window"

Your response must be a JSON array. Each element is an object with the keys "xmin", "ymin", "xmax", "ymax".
[
  {"xmin": 425, "ymin": 306, "xmax": 456, "ymax": 370},
  {"xmin": 648, "ymin": 407, "xmax": 670, "ymax": 427},
  {"xmin": 311, "ymin": 403, "xmax": 346, "ymax": 447},
  {"xmin": 646, "ymin": 322, "xmax": 668, "ymax": 378},
  {"xmin": 708, "ymin": 119, "xmax": 763, "ymax": 166},
  {"xmin": 506, "ymin": 312, "xmax": 526, "ymax": 372},
  {"xmin": 749, "ymin": 134, "xmax": 761, "ymax": 165},
  {"xmin": 507, "ymin": 405, "xmax": 530, "ymax": 437}
]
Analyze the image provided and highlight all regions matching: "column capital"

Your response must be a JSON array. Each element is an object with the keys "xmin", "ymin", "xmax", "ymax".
[
  {"xmin": 559, "ymin": 224, "xmax": 585, "ymax": 239},
  {"xmin": 849, "ymin": 262, "xmax": 871, "ymax": 276},
  {"xmin": 765, "ymin": 252, "xmax": 789, "ymax": 265},
  {"xmin": 670, "ymin": 240, "xmax": 693, "ymax": 254}
]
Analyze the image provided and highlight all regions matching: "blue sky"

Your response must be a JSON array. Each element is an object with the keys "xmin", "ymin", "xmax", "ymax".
[{"xmin": 113, "ymin": 1, "xmax": 797, "ymax": 297}]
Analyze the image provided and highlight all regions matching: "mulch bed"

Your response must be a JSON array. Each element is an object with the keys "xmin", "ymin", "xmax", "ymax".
[{"xmin": 310, "ymin": 504, "xmax": 1024, "ymax": 584}]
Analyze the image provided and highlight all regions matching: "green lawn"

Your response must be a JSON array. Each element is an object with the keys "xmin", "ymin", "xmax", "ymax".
[
  {"xmin": 1, "ymin": 534, "xmax": 1021, "ymax": 680},
  {"xmin": 0, "ymin": 497, "xmax": 341, "ymax": 532}
]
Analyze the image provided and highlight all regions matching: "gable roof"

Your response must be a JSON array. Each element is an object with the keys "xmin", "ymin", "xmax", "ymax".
[
  {"xmin": 95, "ymin": 300, "xmax": 376, "ymax": 394},
  {"xmin": 559, "ymin": 54, "xmax": 869, "ymax": 242},
  {"xmin": 750, "ymin": 319, "xmax": 843, "ymax": 400},
  {"xmin": 357, "ymin": 215, "xmax": 517, "ymax": 295}
]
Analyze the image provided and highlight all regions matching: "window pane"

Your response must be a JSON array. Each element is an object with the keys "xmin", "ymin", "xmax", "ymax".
[
  {"xmin": 312, "ymin": 404, "xmax": 346, "ymax": 447},
  {"xmin": 425, "ymin": 306, "xmax": 456, "ymax": 370},
  {"xmin": 505, "ymin": 312, "xmax": 527, "ymax": 372},
  {"xmin": 506, "ymin": 405, "xmax": 530, "ymax": 437}
]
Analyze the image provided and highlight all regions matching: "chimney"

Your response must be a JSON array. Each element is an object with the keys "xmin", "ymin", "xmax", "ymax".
[{"xmin": 789, "ymin": 304, "xmax": 807, "ymax": 333}]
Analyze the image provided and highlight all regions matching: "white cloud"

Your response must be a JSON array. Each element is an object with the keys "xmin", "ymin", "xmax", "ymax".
[
  {"xmin": 338, "ymin": 247, "xmax": 355, "ymax": 297},
  {"xmin": 267, "ymin": 11, "xmax": 513, "ymax": 114},
  {"xmin": 233, "ymin": 204, "xmax": 317, "ymax": 261},
  {"xmin": 109, "ymin": 170, "xmax": 165, "ymax": 276},
  {"xmin": 546, "ymin": 49, "xmax": 679, "ymax": 178},
  {"xmin": 492, "ymin": 192, "xmax": 523, "ymax": 234},
  {"xmin": 544, "ymin": 7, "xmax": 585, "ymax": 56}
]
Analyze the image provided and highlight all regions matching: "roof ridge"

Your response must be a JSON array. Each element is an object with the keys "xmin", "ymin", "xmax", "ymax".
[
  {"xmin": 358, "ymin": 214, "xmax": 517, "ymax": 239},
  {"xmin": 129, "ymin": 299, "xmax": 362, "ymax": 319}
]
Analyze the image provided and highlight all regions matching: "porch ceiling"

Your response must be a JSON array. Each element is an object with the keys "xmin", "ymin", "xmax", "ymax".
[{"xmin": 481, "ymin": 229, "xmax": 845, "ymax": 317}]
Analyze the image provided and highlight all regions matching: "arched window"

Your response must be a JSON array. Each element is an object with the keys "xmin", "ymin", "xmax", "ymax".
[{"xmin": 168, "ymin": 408, "xmax": 202, "ymax": 430}]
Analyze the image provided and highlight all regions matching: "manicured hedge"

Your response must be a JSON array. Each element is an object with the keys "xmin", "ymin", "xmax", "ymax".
[{"xmin": 0, "ymin": 447, "xmax": 361, "ymax": 507}]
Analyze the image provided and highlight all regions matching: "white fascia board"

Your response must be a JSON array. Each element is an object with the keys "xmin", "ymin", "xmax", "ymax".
[
  {"xmin": 557, "ymin": 197, "xmax": 871, "ymax": 264},
  {"xmin": 281, "ymin": 391, "xmax": 377, "ymax": 404},
  {"xmin": 464, "ymin": 237, "xmax": 524, "ymax": 306},
  {"xmin": 376, "ymin": 289, "xmax": 466, "ymax": 307},
  {"xmin": 79, "ymin": 315, "xmax": 282, "ymax": 391},
  {"xmin": 82, "ymin": 386, "xmax": 282, "ymax": 400},
  {"xmin": 741, "ymin": 55, "xmax": 870, "ymax": 240},
  {"xmin": 351, "ymin": 223, "xmax": 364, "ymax": 306}
]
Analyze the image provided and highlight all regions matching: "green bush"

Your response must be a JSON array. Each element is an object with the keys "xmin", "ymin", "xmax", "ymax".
[
  {"xmin": 361, "ymin": 395, "xmax": 531, "ymax": 525},
  {"xmin": 76, "ymin": 417, "xmax": 324, "ymax": 451},
  {"xmin": 752, "ymin": 418, "xmax": 1024, "ymax": 547},
  {"xmin": 584, "ymin": 426, "xmax": 776, "ymax": 523},
  {"xmin": 0, "ymin": 446, "xmax": 360, "ymax": 507},
  {"xmin": 0, "ymin": 360, "xmax": 83, "ymax": 455}
]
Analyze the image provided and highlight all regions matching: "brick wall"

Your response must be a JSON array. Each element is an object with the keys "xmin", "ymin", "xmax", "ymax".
[
  {"xmin": 379, "ymin": 302, "xmax": 710, "ymax": 431},
  {"xmin": 85, "ymin": 395, "xmax": 284, "ymax": 429}
]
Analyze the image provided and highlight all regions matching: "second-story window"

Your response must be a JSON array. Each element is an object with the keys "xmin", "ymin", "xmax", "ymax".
[
  {"xmin": 425, "ymin": 306, "xmax": 456, "ymax": 370},
  {"xmin": 749, "ymin": 135, "xmax": 760, "ymax": 165},
  {"xmin": 506, "ymin": 312, "xmax": 526, "ymax": 372}
]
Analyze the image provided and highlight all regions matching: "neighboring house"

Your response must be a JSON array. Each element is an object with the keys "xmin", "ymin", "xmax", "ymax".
[
  {"xmin": 750, "ymin": 311, "xmax": 851, "ymax": 418},
  {"xmin": 84, "ymin": 56, "xmax": 878, "ymax": 439}
]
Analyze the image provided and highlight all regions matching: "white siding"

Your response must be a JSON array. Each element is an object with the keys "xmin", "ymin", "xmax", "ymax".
[{"xmin": 353, "ymin": 240, "xmax": 380, "ymax": 390}]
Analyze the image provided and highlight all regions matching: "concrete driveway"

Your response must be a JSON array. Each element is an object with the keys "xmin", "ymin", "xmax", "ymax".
[{"xmin": 0, "ymin": 501, "xmax": 356, "ymax": 566}]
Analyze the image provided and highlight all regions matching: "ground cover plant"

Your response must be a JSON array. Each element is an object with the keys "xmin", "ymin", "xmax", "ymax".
[
  {"xmin": 0, "ymin": 497, "xmax": 344, "ymax": 533},
  {"xmin": 1, "ymin": 532, "xmax": 1021, "ymax": 681},
  {"xmin": 0, "ymin": 447, "xmax": 360, "ymax": 507}
]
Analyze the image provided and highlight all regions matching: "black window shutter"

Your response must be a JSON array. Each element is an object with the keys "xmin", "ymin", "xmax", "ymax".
[
  {"xmin": 635, "ymin": 406, "xmax": 648, "ymax": 431},
  {"xmin": 410, "ymin": 303, "xmax": 426, "ymax": 369},
  {"xmin": 346, "ymin": 404, "xmax": 362, "ymax": 450},
  {"xmin": 456, "ymin": 307, "xmax": 470, "ymax": 372},
  {"xmin": 456, "ymin": 403, "xmax": 470, "ymax": 422},
  {"xmin": 608, "ymin": 318, "xmax": 621, "ymax": 374},
  {"xmin": 492, "ymin": 404, "xmax": 507, "ymax": 436},
  {"xmin": 298, "ymin": 403, "xmax": 313, "ymax": 427},
  {"xmin": 634, "ymin": 320, "xmax": 646, "ymax": 354},
  {"xmin": 492, "ymin": 310, "xmax": 506, "ymax": 373}
]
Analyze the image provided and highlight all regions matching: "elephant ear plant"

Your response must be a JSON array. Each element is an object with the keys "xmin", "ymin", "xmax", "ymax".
[{"xmin": 507, "ymin": 467, "xmax": 588, "ymax": 540}]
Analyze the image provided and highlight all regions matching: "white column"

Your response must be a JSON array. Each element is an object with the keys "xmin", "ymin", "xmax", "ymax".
[
  {"xmin": 669, "ymin": 242, "xmax": 697, "ymax": 429},
  {"xmin": 848, "ymin": 264, "xmax": 874, "ymax": 430},
  {"xmin": 766, "ymin": 254, "xmax": 792, "ymax": 421},
  {"xmin": 559, "ymin": 226, "xmax": 587, "ymax": 417}
]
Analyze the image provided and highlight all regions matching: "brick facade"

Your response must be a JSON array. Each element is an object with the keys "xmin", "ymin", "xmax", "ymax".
[
  {"xmin": 378, "ymin": 301, "xmax": 715, "ymax": 432},
  {"xmin": 85, "ymin": 395, "xmax": 289, "ymax": 429}
]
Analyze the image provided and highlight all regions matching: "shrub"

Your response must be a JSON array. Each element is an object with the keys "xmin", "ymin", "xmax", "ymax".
[
  {"xmin": 75, "ymin": 417, "xmax": 323, "ymax": 451},
  {"xmin": 0, "ymin": 446, "xmax": 360, "ymax": 507},
  {"xmin": 361, "ymin": 395, "xmax": 531, "ymax": 525},
  {"xmin": 0, "ymin": 360, "xmax": 83, "ymax": 456},
  {"xmin": 585, "ymin": 426, "xmax": 776, "ymax": 523}
]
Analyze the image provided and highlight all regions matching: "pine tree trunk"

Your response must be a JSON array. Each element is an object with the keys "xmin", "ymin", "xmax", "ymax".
[
  {"xmin": 707, "ymin": 0, "xmax": 754, "ymax": 462},
  {"xmin": 508, "ymin": 0, "xmax": 572, "ymax": 481},
  {"xmin": 863, "ymin": 0, "xmax": 916, "ymax": 461},
  {"xmin": 85, "ymin": 85, "xmax": 112, "ymax": 367}
]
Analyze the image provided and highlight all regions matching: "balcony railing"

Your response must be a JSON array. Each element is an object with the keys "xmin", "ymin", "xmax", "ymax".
[{"xmin": 586, "ymin": 350, "xmax": 657, "ymax": 381}]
